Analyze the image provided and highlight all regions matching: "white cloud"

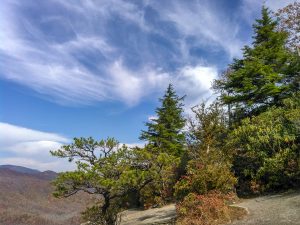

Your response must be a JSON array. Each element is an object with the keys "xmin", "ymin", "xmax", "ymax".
[
  {"xmin": 107, "ymin": 60, "xmax": 170, "ymax": 105},
  {"xmin": 0, "ymin": 122, "xmax": 73, "ymax": 172},
  {"xmin": 6, "ymin": 141, "xmax": 63, "ymax": 155},
  {"xmin": 148, "ymin": 115, "xmax": 158, "ymax": 121},
  {"xmin": 107, "ymin": 62, "xmax": 218, "ymax": 111},
  {"xmin": 0, "ymin": 2, "xmax": 113, "ymax": 105},
  {"xmin": 0, "ymin": 0, "xmax": 170, "ymax": 106},
  {"xmin": 0, "ymin": 157, "xmax": 76, "ymax": 172},
  {"xmin": 0, "ymin": 122, "xmax": 147, "ymax": 171},
  {"xmin": 108, "ymin": 60, "xmax": 146, "ymax": 105},
  {"xmin": 150, "ymin": 0, "xmax": 243, "ymax": 58},
  {"xmin": 53, "ymin": 0, "xmax": 150, "ymax": 32},
  {"xmin": 0, "ymin": 0, "xmax": 237, "ymax": 107},
  {"xmin": 173, "ymin": 65, "xmax": 218, "ymax": 112},
  {"xmin": 123, "ymin": 143, "xmax": 145, "ymax": 148},
  {"xmin": 108, "ymin": 63, "xmax": 218, "ymax": 112}
]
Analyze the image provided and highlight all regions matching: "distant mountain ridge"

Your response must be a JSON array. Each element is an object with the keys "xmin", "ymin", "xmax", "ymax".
[
  {"xmin": 0, "ymin": 164, "xmax": 57, "ymax": 180},
  {"xmin": 0, "ymin": 164, "xmax": 42, "ymax": 174}
]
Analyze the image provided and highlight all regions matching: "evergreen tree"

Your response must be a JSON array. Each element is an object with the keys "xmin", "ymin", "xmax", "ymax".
[
  {"xmin": 214, "ymin": 7, "xmax": 298, "ymax": 121},
  {"xmin": 140, "ymin": 84, "xmax": 186, "ymax": 157}
]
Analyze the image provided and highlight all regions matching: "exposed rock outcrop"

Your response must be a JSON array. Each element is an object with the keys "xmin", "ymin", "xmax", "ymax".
[{"xmin": 119, "ymin": 204, "xmax": 176, "ymax": 225}]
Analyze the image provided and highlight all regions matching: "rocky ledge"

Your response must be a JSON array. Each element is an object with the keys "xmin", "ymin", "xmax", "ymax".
[{"xmin": 119, "ymin": 204, "xmax": 177, "ymax": 225}]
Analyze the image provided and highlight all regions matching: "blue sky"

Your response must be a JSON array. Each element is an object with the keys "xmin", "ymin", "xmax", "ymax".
[{"xmin": 0, "ymin": 0, "xmax": 295, "ymax": 171}]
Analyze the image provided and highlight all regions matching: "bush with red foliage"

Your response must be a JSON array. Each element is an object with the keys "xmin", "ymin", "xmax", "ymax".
[{"xmin": 176, "ymin": 191, "xmax": 238, "ymax": 225}]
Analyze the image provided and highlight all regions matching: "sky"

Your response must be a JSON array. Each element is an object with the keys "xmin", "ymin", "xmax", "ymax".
[{"xmin": 0, "ymin": 0, "xmax": 296, "ymax": 171}]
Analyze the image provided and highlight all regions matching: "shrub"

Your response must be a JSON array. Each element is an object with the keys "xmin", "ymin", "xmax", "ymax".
[
  {"xmin": 176, "ymin": 191, "xmax": 237, "ymax": 225},
  {"xmin": 174, "ymin": 159, "xmax": 237, "ymax": 200},
  {"xmin": 230, "ymin": 97, "xmax": 300, "ymax": 193}
]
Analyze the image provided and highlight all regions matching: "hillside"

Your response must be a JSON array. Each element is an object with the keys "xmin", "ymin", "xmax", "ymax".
[
  {"xmin": 0, "ymin": 165, "xmax": 97, "ymax": 225},
  {"xmin": 0, "ymin": 165, "xmax": 41, "ymax": 174}
]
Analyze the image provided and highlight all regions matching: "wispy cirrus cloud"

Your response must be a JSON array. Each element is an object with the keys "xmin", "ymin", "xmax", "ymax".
[
  {"xmin": 149, "ymin": 0, "xmax": 244, "ymax": 58},
  {"xmin": 0, "ymin": 0, "xmax": 293, "ymax": 107},
  {"xmin": 0, "ymin": 0, "xmax": 230, "ymax": 107}
]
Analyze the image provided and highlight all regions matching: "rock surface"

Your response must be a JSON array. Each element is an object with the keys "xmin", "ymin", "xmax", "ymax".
[
  {"xmin": 119, "ymin": 190, "xmax": 300, "ymax": 225},
  {"xmin": 231, "ymin": 190, "xmax": 300, "ymax": 225},
  {"xmin": 119, "ymin": 204, "xmax": 176, "ymax": 225}
]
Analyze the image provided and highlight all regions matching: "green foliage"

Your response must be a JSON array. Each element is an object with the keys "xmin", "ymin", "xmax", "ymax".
[
  {"xmin": 229, "ymin": 95, "xmax": 300, "ymax": 193},
  {"xmin": 140, "ymin": 84, "xmax": 186, "ymax": 157},
  {"xmin": 188, "ymin": 102, "xmax": 228, "ymax": 156},
  {"xmin": 174, "ymin": 159, "xmax": 237, "ymax": 200},
  {"xmin": 51, "ymin": 137, "xmax": 154, "ymax": 225},
  {"xmin": 138, "ymin": 84, "xmax": 186, "ymax": 203},
  {"xmin": 81, "ymin": 205, "xmax": 119, "ymax": 225},
  {"xmin": 135, "ymin": 146, "xmax": 180, "ymax": 207},
  {"xmin": 211, "ymin": 6, "xmax": 300, "ymax": 196},
  {"xmin": 175, "ymin": 102, "xmax": 236, "ymax": 200},
  {"xmin": 213, "ymin": 7, "xmax": 299, "ymax": 122},
  {"xmin": 51, "ymin": 138, "xmax": 132, "ymax": 198}
]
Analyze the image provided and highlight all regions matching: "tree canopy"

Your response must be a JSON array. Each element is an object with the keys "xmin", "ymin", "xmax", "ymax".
[
  {"xmin": 140, "ymin": 83, "xmax": 186, "ymax": 157},
  {"xmin": 213, "ymin": 7, "xmax": 299, "ymax": 122},
  {"xmin": 51, "ymin": 137, "xmax": 154, "ymax": 225}
]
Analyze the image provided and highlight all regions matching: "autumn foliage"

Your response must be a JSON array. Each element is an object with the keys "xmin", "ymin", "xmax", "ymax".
[{"xmin": 176, "ymin": 191, "xmax": 239, "ymax": 225}]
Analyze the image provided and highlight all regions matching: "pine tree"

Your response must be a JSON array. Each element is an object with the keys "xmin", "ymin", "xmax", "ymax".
[
  {"xmin": 140, "ymin": 84, "xmax": 186, "ymax": 157},
  {"xmin": 214, "ymin": 7, "xmax": 298, "ymax": 121}
]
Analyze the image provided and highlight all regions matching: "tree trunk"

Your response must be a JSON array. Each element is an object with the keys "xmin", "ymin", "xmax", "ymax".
[{"xmin": 102, "ymin": 193, "xmax": 114, "ymax": 225}]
